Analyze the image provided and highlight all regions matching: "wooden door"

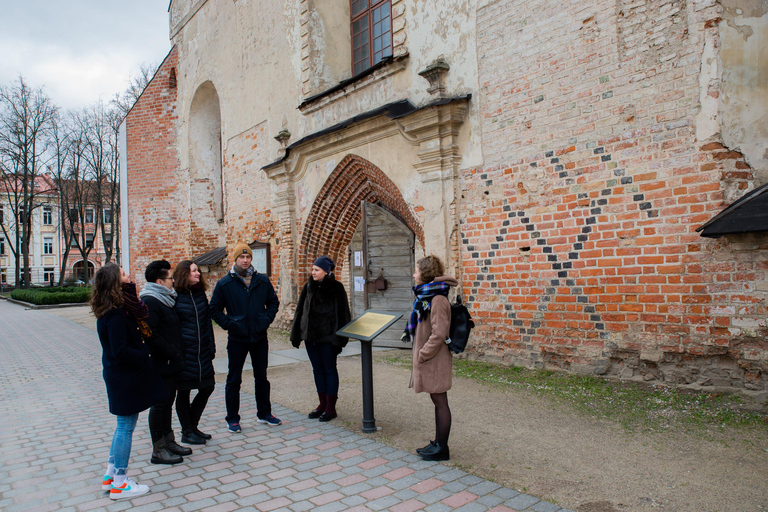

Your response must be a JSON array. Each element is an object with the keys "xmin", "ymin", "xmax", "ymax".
[{"xmin": 349, "ymin": 203, "xmax": 415, "ymax": 348}]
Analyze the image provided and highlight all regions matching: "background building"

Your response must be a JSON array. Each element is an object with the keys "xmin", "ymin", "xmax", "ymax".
[{"xmin": 123, "ymin": 0, "xmax": 768, "ymax": 389}]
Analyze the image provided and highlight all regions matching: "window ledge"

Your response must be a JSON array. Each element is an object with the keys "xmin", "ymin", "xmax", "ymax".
[{"xmin": 298, "ymin": 54, "xmax": 409, "ymax": 114}]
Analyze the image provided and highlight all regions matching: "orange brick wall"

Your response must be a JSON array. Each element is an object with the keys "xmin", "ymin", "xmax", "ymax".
[
  {"xmin": 463, "ymin": 0, "xmax": 768, "ymax": 389},
  {"xmin": 125, "ymin": 47, "xmax": 183, "ymax": 284}
]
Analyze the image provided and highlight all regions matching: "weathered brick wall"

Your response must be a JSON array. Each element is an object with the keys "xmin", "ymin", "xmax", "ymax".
[
  {"xmin": 221, "ymin": 122, "xmax": 280, "ymax": 301},
  {"xmin": 465, "ymin": 0, "xmax": 768, "ymax": 389},
  {"xmin": 125, "ymin": 47, "xmax": 184, "ymax": 284}
]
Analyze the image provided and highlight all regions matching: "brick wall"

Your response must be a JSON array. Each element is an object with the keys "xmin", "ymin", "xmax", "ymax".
[
  {"xmin": 125, "ymin": 47, "xmax": 183, "ymax": 284},
  {"xmin": 465, "ymin": 0, "xmax": 768, "ymax": 389}
]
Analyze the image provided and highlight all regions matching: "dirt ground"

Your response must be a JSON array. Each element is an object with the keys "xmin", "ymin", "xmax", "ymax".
[{"xmin": 48, "ymin": 305, "xmax": 768, "ymax": 512}]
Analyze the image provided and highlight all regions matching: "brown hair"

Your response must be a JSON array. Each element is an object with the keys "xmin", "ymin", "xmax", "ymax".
[
  {"xmin": 90, "ymin": 263, "xmax": 124, "ymax": 318},
  {"xmin": 173, "ymin": 259, "xmax": 207, "ymax": 293},
  {"xmin": 417, "ymin": 255, "xmax": 445, "ymax": 284}
]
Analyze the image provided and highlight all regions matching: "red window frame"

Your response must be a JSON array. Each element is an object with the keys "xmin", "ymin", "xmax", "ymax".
[{"xmin": 351, "ymin": 0, "xmax": 392, "ymax": 76}]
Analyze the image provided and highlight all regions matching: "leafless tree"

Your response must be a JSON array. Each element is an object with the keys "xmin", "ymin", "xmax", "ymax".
[
  {"xmin": 0, "ymin": 76, "xmax": 57, "ymax": 288},
  {"xmin": 111, "ymin": 62, "xmax": 159, "ymax": 118},
  {"xmin": 84, "ymin": 101, "xmax": 121, "ymax": 265}
]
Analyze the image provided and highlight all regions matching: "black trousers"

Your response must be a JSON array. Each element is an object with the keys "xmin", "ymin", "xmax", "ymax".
[
  {"xmin": 148, "ymin": 375, "xmax": 178, "ymax": 443},
  {"xmin": 225, "ymin": 340, "xmax": 271, "ymax": 423},
  {"xmin": 176, "ymin": 385, "xmax": 215, "ymax": 433}
]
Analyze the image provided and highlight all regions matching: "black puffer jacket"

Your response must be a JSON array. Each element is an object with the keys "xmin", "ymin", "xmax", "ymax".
[
  {"xmin": 290, "ymin": 275, "xmax": 351, "ymax": 348},
  {"xmin": 174, "ymin": 287, "xmax": 216, "ymax": 389}
]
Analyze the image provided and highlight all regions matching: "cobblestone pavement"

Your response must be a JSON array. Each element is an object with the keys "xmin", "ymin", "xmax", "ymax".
[{"xmin": 0, "ymin": 299, "xmax": 575, "ymax": 512}]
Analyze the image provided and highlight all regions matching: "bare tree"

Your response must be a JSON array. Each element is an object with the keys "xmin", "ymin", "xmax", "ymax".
[
  {"xmin": 111, "ymin": 62, "xmax": 159, "ymax": 118},
  {"xmin": 0, "ymin": 76, "xmax": 57, "ymax": 288},
  {"xmin": 83, "ymin": 101, "xmax": 120, "ymax": 264},
  {"xmin": 59, "ymin": 110, "xmax": 101, "ymax": 282}
]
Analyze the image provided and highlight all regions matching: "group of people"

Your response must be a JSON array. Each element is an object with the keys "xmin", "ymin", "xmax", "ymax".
[{"xmin": 92, "ymin": 241, "xmax": 458, "ymax": 500}]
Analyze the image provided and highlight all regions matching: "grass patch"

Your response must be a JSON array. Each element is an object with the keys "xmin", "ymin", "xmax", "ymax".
[
  {"xmin": 11, "ymin": 286, "xmax": 91, "ymax": 305},
  {"xmin": 380, "ymin": 353, "xmax": 768, "ymax": 432}
]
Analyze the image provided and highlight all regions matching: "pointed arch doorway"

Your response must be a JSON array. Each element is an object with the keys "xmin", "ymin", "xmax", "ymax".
[
  {"xmin": 298, "ymin": 154, "xmax": 422, "ymax": 348},
  {"xmin": 350, "ymin": 202, "xmax": 415, "ymax": 348}
]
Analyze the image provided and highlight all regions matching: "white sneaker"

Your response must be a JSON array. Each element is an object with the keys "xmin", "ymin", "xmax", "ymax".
[{"xmin": 110, "ymin": 478, "xmax": 149, "ymax": 500}]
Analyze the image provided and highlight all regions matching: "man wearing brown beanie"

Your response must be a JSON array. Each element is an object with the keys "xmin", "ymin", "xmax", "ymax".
[{"xmin": 209, "ymin": 242, "xmax": 281, "ymax": 432}]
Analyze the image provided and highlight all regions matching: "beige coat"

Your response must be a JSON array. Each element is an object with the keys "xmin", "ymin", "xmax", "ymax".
[{"xmin": 410, "ymin": 276, "xmax": 458, "ymax": 394}]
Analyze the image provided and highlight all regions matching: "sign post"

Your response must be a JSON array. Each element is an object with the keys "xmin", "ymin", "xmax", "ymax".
[{"xmin": 336, "ymin": 310, "xmax": 402, "ymax": 433}]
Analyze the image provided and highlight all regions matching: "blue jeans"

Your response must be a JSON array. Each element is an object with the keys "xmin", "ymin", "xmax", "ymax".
[
  {"xmin": 225, "ymin": 340, "xmax": 271, "ymax": 423},
  {"xmin": 110, "ymin": 414, "xmax": 138, "ymax": 474},
  {"xmin": 305, "ymin": 342, "xmax": 339, "ymax": 396}
]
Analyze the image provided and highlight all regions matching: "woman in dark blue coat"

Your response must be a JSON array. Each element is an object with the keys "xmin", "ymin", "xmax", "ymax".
[
  {"xmin": 173, "ymin": 260, "xmax": 216, "ymax": 444},
  {"xmin": 92, "ymin": 263, "xmax": 165, "ymax": 500}
]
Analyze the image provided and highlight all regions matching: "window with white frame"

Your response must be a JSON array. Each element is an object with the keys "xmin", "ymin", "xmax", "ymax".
[
  {"xmin": 0, "ymin": 236, "xmax": 5, "ymax": 255},
  {"xmin": 85, "ymin": 209, "xmax": 94, "ymax": 224},
  {"xmin": 43, "ymin": 206, "xmax": 52, "ymax": 225},
  {"xmin": 104, "ymin": 209, "xmax": 113, "ymax": 224},
  {"xmin": 85, "ymin": 233, "xmax": 94, "ymax": 249},
  {"xmin": 0, "ymin": 268, "xmax": 6, "ymax": 283},
  {"xmin": 70, "ymin": 233, "xmax": 78, "ymax": 247},
  {"xmin": 43, "ymin": 267, "xmax": 54, "ymax": 283},
  {"xmin": 69, "ymin": 208, "xmax": 78, "ymax": 224},
  {"xmin": 43, "ymin": 237, "xmax": 53, "ymax": 255}
]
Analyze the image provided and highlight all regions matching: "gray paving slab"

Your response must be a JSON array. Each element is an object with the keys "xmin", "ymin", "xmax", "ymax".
[{"xmin": 0, "ymin": 299, "xmax": 569, "ymax": 511}]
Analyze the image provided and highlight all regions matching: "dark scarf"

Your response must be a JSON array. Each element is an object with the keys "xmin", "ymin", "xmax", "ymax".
[
  {"xmin": 401, "ymin": 281, "xmax": 451, "ymax": 342},
  {"xmin": 121, "ymin": 282, "xmax": 152, "ymax": 338}
]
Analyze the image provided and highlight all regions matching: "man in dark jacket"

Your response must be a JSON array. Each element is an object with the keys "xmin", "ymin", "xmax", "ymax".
[
  {"xmin": 140, "ymin": 260, "xmax": 191, "ymax": 464},
  {"xmin": 210, "ymin": 243, "xmax": 281, "ymax": 432}
]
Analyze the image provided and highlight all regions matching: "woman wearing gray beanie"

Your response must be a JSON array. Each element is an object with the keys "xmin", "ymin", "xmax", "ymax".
[{"xmin": 290, "ymin": 256, "xmax": 351, "ymax": 421}]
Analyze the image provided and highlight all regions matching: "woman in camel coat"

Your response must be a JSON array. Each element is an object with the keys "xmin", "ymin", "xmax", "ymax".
[{"xmin": 402, "ymin": 254, "xmax": 458, "ymax": 462}]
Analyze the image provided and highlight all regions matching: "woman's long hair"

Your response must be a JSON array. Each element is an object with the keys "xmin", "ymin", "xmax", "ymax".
[
  {"xmin": 90, "ymin": 263, "xmax": 123, "ymax": 318},
  {"xmin": 173, "ymin": 259, "xmax": 207, "ymax": 293}
]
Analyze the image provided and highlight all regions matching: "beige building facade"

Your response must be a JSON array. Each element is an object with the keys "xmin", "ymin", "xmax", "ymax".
[{"xmin": 124, "ymin": 0, "xmax": 768, "ymax": 389}]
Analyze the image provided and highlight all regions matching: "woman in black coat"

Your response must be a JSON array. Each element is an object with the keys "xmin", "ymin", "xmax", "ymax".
[
  {"xmin": 290, "ymin": 256, "xmax": 351, "ymax": 421},
  {"xmin": 92, "ymin": 263, "xmax": 165, "ymax": 500},
  {"xmin": 173, "ymin": 260, "xmax": 216, "ymax": 444}
]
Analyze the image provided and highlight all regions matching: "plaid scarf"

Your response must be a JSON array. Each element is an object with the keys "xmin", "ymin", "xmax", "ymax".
[
  {"xmin": 401, "ymin": 281, "xmax": 451, "ymax": 342},
  {"xmin": 121, "ymin": 282, "xmax": 152, "ymax": 338}
]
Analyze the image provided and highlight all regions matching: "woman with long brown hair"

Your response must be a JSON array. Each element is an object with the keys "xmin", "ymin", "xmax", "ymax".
[
  {"xmin": 91, "ymin": 263, "xmax": 165, "ymax": 500},
  {"xmin": 173, "ymin": 260, "xmax": 217, "ymax": 443}
]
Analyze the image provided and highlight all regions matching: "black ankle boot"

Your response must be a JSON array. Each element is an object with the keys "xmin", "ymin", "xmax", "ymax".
[
  {"xmin": 416, "ymin": 440, "xmax": 436, "ymax": 455},
  {"xmin": 151, "ymin": 438, "xmax": 183, "ymax": 464},
  {"xmin": 308, "ymin": 408, "xmax": 323, "ymax": 419},
  {"xmin": 420, "ymin": 442, "xmax": 450, "ymax": 461},
  {"xmin": 165, "ymin": 433, "xmax": 193, "ymax": 455}
]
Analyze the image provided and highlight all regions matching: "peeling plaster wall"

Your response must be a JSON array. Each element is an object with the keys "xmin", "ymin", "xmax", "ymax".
[{"xmin": 719, "ymin": 0, "xmax": 768, "ymax": 183}]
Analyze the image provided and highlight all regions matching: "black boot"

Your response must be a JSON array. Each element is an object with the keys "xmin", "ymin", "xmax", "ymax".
[
  {"xmin": 416, "ymin": 440, "xmax": 436, "ymax": 455},
  {"xmin": 165, "ymin": 432, "xmax": 193, "ymax": 454},
  {"xmin": 151, "ymin": 437, "xmax": 183, "ymax": 464},
  {"xmin": 420, "ymin": 442, "xmax": 450, "ymax": 461},
  {"xmin": 181, "ymin": 430, "xmax": 207, "ymax": 445},
  {"xmin": 308, "ymin": 392, "xmax": 327, "ymax": 419}
]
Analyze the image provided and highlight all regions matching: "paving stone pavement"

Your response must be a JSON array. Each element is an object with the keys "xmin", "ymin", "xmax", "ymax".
[{"xmin": 0, "ymin": 299, "xmax": 575, "ymax": 512}]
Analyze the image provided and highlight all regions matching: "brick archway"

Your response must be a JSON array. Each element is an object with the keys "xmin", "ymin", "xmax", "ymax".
[{"xmin": 298, "ymin": 154, "xmax": 423, "ymax": 284}]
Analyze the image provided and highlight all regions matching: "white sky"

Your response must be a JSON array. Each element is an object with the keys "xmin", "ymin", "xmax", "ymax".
[{"xmin": 1, "ymin": 0, "xmax": 171, "ymax": 110}]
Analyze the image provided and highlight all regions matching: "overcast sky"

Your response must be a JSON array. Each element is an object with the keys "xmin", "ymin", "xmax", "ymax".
[{"xmin": 1, "ymin": 0, "xmax": 171, "ymax": 110}]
